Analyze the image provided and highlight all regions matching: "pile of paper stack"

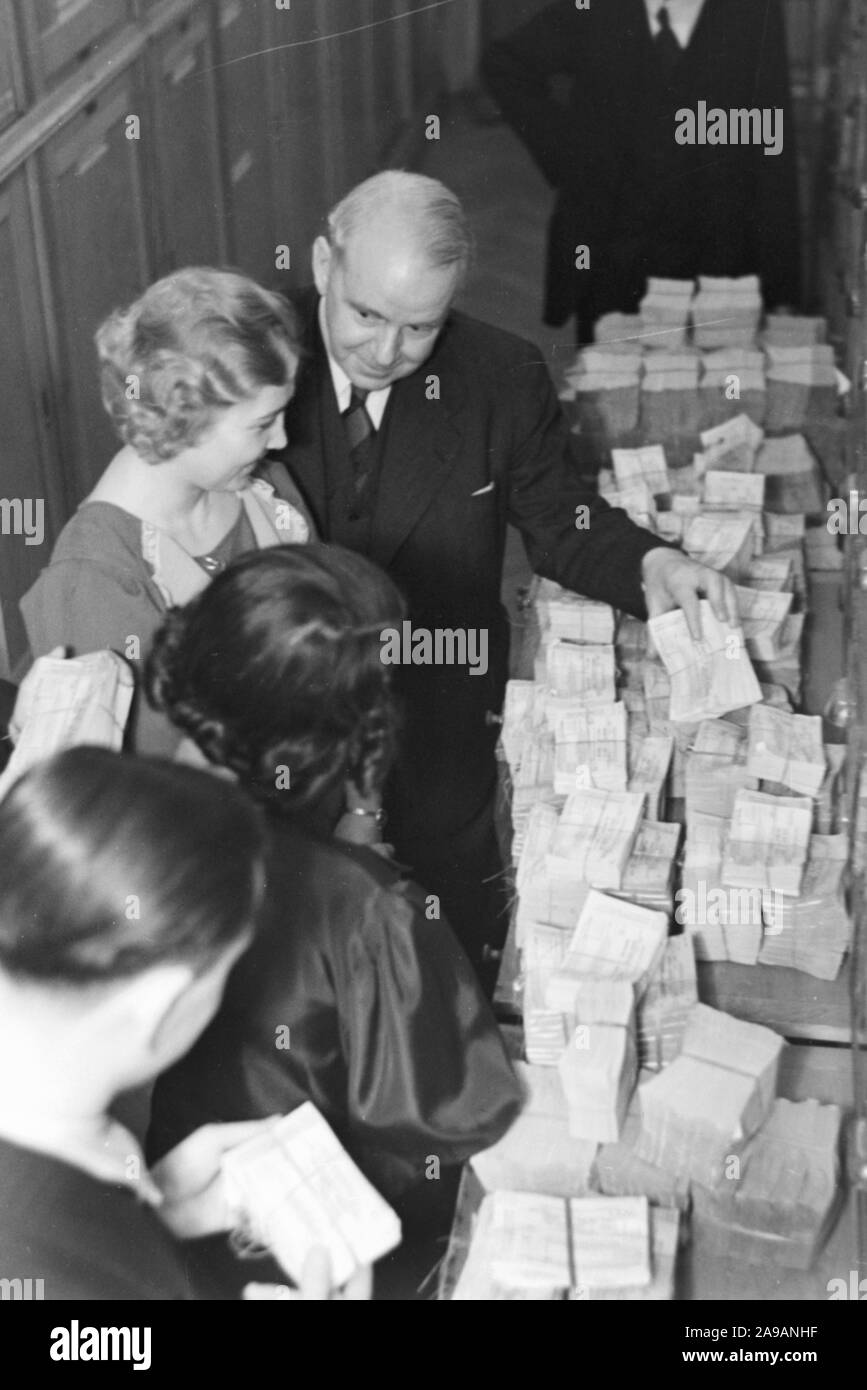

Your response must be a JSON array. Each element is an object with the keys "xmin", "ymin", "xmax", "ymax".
[
  {"xmin": 634, "ymin": 1004, "xmax": 784, "ymax": 1187},
  {"xmin": 691, "ymin": 274, "xmax": 762, "ymax": 349},
  {"xmin": 691, "ymin": 1098, "xmax": 843, "ymax": 1269},
  {"xmin": 639, "ymin": 278, "xmax": 695, "ymax": 348},
  {"xmin": 470, "ymin": 1063, "xmax": 597, "ymax": 1198}
]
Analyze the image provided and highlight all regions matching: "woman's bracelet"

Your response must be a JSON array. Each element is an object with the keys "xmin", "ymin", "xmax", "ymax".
[{"xmin": 348, "ymin": 806, "xmax": 386, "ymax": 827}]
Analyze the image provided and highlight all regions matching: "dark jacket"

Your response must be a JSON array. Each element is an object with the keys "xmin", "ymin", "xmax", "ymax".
[
  {"xmin": 148, "ymin": 815, "xmax": 523, "ymax": 1207},
  {"xmin": 281, "ymin": 289, "xmax": 667, "ymax": 836},
  {"xmin": 482, "ymin": 0, "xmax": 801, "ymax": 334}
]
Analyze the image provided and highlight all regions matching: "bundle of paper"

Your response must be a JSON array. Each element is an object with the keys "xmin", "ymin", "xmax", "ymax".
[
  {"xmin": 562, "ymin": 346, "xmax": 643, "ymax": 434},
  {"xmin": 681, "ymin": 512, "xmax": 754, "ymax": 578},
  {"xmin": 634, "ymin": 1004, "xmax": 783, "ymax": 1185},
  {"xmin": 641, "ymin": 350, "xmax": 701, "ymax": 390},
  {"xmin": 570, "ymin": 1207, "xmax": 680, "ymax": 1301},
  {"xmin": 546, "ymin": 788, "xmax": 646, "ymax": 890},
  {"xmin": 471, "ymin": 1064, "xmax": 597, "ymax": 1198},
  {"xmin": 691, "ymin": 275, "xmax": 762, "ymax": 349},
  {"xmin": 594, "ymin": 311, "xmax": 645, "ymax": 347},
  {"xmin": 677, "ymin": 810, "xmax": 730, "ymax": 960},
  {"xmin": 612, "ymin": 445, "xmax": 671, "ymax": 500},
  {"xmin": 745, "ymin": 704, "xmax": 825, "ymax": 796},
  {"xmin": 648, "ymin": 602, "xmax": 762, "ymax": 722},
  {"xmin": 558, "ymin": 1021, "xmax": 638, "ymax": 1142},
  {"xmin": 505, "ymin": 727, "xmax": 556, "ymax": 818},
  {"xmin": 622, "ymin": 688, "xmax": 650, "ymax": 739},
  {"xmin": 525, "ymin": 1009, "xmax": 572, "ymax": 1067},
  {"xmin": 735, "ymin": 585, "xmax": 795, "ymax": 662},
  {"xmin": 698, "ymin": 413, "xmax": 764, "ymax": 472},
  {"xmin": 755, "ymin": 435, "xmax": 825, "ymax": 515},
  {"xmin": 454, "ymin": 1191, "xmax": 651, "ymax": 1297},
  {"xmin": 515, "ymin": 801, "xmax": 564, "ymax": 940},
  {"xmin": 722, "ymin": 788, "xmax": 813, "ymax": 896},
  {"xmin": 538, "ymin": 638, "xmax": 617, "ymax": 702},
  {"xmin": 636, "ymin": 935, "xmax": 698, "ymax": 1072},
  {"xmin": 702, "ymin": 470, "xmax": 765, "ymax": 514},
  {"xmin": 691, "ymin": 1098, "xmax": 843, "ymax": 1269},
  {"xmin": 684, "ymin": 717, "xmax": 758, "ymax": 822},
  {"xmin": 552, "ymin": 702, "xmax": 628, "ymax": 794},
  {"xmin": 594, "ymin": 1075, "xmax": 692, "ymax": 1208},
  {"xmin": 700, "ymin": 347, "xmax": 766, "ymax": 417},
  {"xmin": 764, "ymin": 344, "xmax": 838, "ymax": 432},
  {"xmin": 639, "ymin": 277, "xmax": 695, "ymax": 348},
  {"xmin": 0, "ymin": 650, "xmax": 135, "ymax": 800},
  {"xmin": 640, "ymin": 356, "xmax": 702, "ymax": 440},
  {"xmin": 762, "ymin": 314, "xmax": 827, "ymax": 347},
  {"xmin": 221, "ymin": 1103, "xmax": 402, "ymax": 1288},
  {"xmin": 626, "ymin": 734, "xmax": 674, "ymax": 819},
  {"xmin": 758, "ymin": 834, "xmax": 850, "ymax": 979},
  {"xmin": 744, "ymin": 552, "xmax": 795, "ymax": 593},
  {"xmin": 500, "ymin": 679, "xmax": 546, "ymax": 770},
  {"xmin": 764, "ymin": 510, "xmax": 806, "ymax": 549},
  {"xmin": 549, "ymin": 889, "xmax": 669, "ymax": 1011},
  {"xmin": 613, "ymin": 820, "xmax": 681, "ymax": 915},
  {"xmin": 535, "ymin": 585, "xmax": 616, "ymax": 645}
]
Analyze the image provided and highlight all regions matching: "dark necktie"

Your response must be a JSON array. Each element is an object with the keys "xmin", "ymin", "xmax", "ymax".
[
  {"xmin": 654, "ymin": 6, "xmax": 682, "ymax": 80},
  {"xmin": 342, "ymin": 386, "xmax": 375, "ymax": 521}
]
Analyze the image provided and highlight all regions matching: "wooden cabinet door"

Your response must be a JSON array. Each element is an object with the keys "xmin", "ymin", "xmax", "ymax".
[
  {"xmin": 0, "ymin": 1, "xmax": 23, "ymax": 133},
  {"xmin": 16, "ymin": 0, "xmax": 132, "ymax": 94},
  {"xmin": 40, "ymin": 75, "xmax": 150, "ymax": 502},
  {"xmin": 213, "ymin": 0, "xmax": 276, "ymax": 286},
  {"xmin": 149, "ymin": 12, "xmax": 226, "ymax": 273},
  {"xmin": 0, "ymin": 173, "xmax": 65, "ymax": 676}
]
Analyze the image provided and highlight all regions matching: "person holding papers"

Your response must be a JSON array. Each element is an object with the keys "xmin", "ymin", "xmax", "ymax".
[{"xmin": 0, "ymin": 747, "xmax": 369, "ymax": 1299}]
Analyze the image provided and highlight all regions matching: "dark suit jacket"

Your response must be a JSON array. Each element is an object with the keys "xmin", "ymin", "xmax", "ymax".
[
  {"xmin": 482, "ymin": 0, "xmax": 801, "ymax": 333},
  {"xmin": 281, "ymin": 289, "xmax": 668, "ymax": 835}
]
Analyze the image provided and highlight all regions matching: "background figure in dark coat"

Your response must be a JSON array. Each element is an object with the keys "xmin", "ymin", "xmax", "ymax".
[
  {"xmin": 483, "ymin": 0, "xmax": 802, "ymax": 341},
  {"xmin": 280, "ymin": 172, "xmax": 736, "ymax": 985}
]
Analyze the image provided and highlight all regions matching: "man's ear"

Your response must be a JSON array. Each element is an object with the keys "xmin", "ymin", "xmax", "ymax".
[{"xmin": 312, "ymin": 236, "xmax": 333, "ymax": 296}]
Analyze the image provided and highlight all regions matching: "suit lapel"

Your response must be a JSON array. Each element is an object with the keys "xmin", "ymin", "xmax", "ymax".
[
  {"xmin": 283, "ymin": 291, "xmax": 330, "ymax": 531},
  {"xmin": 369, "ymin": 323, "xmax": 468, "ymax": 571}
]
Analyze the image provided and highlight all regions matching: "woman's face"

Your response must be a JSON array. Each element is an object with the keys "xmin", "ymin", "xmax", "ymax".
[{"xmin": 179, "ymin": 383, "xmax": 294, "ymax": 492}]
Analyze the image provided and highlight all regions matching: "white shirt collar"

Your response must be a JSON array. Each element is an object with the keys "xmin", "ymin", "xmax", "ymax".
[
  {"xmin": 645, "ymin": 0, "xmax": 705, "ymax": 48},
  {"xmin": 318, "ymin": 298, "xmax": 392, "ymax": 430}
]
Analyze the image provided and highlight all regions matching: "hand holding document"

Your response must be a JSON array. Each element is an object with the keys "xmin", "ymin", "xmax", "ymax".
[
  {"xmin": 648, "ymin": 602, "xmax": 762, "ymax": 722},
  {"xmin": 221, "ymin": 1103, "xmax": 401, "ymax": 1289},
  {"xmin": 0, "ymin": 649, "xmax": 134, "ymax": 801}
]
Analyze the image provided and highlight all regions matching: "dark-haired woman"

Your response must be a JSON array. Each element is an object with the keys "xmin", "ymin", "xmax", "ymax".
[
  {"xmin": 0, "ymin": 747, "xmax": 368, "ymax": 1300},
  {"xmin": 144, "ymin": 545, "xmax": 522, "ymax": 1242},
  {"xmin": 21, "ymin": 267, "xmax": 312, "ymax": 757}
]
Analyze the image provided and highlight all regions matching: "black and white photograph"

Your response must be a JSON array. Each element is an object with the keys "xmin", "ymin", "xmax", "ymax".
[{"xmin": 0, "ymin": 0, "xmax": 865, "ymax": 1345}]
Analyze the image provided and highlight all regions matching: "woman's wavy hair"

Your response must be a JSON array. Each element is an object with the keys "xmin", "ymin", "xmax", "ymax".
[
  {"xmin": 146, "ymin": 545, "xmax": 406, "ymax": 814},
  {"xmin": 0, "ymin": 747, "xmax": 266, "ymax": 983},
  {"xmin": 96, "ymin": 266, "xmax": 300, "ymax": 463}
]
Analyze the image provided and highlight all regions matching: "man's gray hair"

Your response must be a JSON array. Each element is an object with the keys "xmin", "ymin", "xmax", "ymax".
[{"xmin": 326, "ymin": 171, "xmax": 473, "ymax": 278}]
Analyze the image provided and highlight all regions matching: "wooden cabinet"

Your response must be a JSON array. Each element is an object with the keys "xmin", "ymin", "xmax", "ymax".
[
  {"xmin": 0, "ymin": 173, "xmax": 64, "ymax": 674},
  {"xmin": 15, "ymin": 0, "xmax": 133, "ymax": 94},
  {"xmin": 39, "ymin": 74, "xmax": 150, "ymax": 501},
  {"xmin": 0, "ymin": 2, "xmax": 23, "ymax": 133},
  {"xmin": 149, "ymin": 11, "xmax": 225, "ymax": 273},
  {"xmin": 212, "ymin": 0, "xmax": 276, "ymax": 286}
]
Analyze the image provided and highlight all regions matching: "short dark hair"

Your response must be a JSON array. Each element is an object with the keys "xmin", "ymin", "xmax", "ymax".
[
  {"xmin": 0, "ymin": 747, "xmax": 267, "ymax": 983},
  {"xmin": 146, "ymin": 545, "xmax": 405, "ymax": 813}
]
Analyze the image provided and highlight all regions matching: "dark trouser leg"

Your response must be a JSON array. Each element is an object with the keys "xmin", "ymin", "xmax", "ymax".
[{"xmin": 389, "ymin": 789, "xmax": 511, "ymax": 998}]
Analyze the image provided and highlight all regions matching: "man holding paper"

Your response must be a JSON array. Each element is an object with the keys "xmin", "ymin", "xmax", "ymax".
[{"xmin": 279, "ymin": 170, "xmax": 736, "ymax": 980}]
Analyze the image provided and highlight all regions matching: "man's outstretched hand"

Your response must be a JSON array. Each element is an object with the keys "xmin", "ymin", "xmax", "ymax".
[{"xmin": 641, "ymin": 547, "xmax": 739, "ymax": 641}]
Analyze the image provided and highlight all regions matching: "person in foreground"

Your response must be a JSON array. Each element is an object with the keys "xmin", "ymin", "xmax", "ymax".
[
  {"xmin": 0, "ymin": 747, "xmax": 369, "ymax": 1300},
  {"xmin": 21, "ymin": 267, "xmax": 312, "ymax": 757},
  {"xmin": 144, "ymin": 545, "xmax": 522, "ymax": 1241}
]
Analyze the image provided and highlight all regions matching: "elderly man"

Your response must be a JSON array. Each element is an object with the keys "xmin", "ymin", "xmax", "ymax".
[{"xmin": 279, "ymin": 170, "xmax": 734, "ymax": 987}]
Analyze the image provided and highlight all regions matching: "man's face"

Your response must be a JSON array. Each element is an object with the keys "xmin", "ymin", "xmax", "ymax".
[{"xmin": 313, "ymin": 230, "xmax": 460, "ymax": 391}]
